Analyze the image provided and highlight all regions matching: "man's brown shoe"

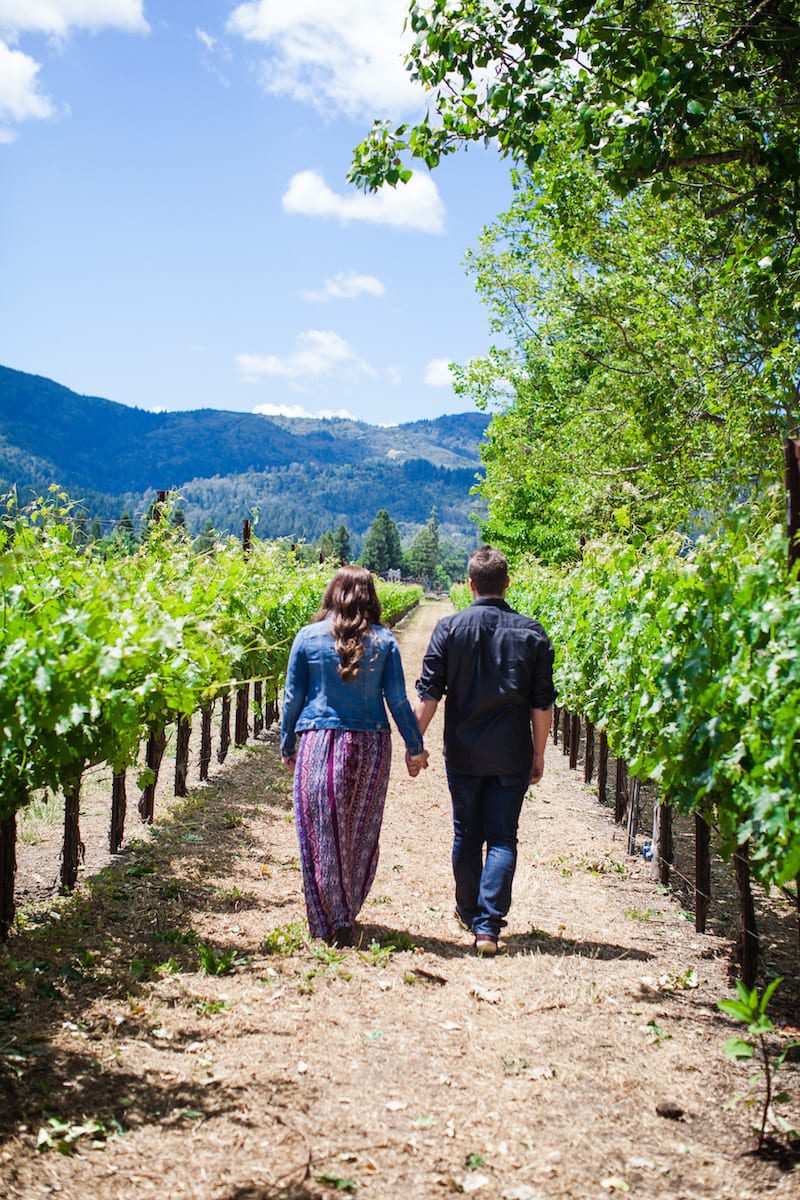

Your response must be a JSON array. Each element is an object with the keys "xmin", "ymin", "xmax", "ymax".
[{"xmin": 474, "ymin": 934, "xmax": 498, "ymax": 956}]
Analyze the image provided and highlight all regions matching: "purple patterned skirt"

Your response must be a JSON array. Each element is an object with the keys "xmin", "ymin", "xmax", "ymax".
[{"xmin": 293, "ymin": 728, "xmax": 392, "ymax": 941}]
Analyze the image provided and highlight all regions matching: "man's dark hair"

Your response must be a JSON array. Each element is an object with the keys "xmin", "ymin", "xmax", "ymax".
[{"xmin": 468, "ymin": 546, "xmax": 509, "ymax": 596}]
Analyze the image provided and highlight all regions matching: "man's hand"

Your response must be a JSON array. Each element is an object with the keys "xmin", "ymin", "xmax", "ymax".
[
  {"xmin": 530, "ymin": 752, "xmax": 545, "ymax": 786},
  {"xmin": 406, "ymin": 749, "xmax": 429, "ymax": 778},
  {"xmin": 281, "ymin": 754, "xmax": 297, "ymax": 771}
]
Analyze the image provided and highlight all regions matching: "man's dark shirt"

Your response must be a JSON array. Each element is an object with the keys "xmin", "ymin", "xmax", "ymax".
[{"xmin": 416, "ymin": 597, "xmax": 556, "ymax": 777}]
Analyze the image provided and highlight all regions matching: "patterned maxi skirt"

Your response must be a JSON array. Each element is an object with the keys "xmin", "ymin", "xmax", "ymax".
[{"xmin": 293, "ymin": 728, "xmax": 392, "ymax": 941}]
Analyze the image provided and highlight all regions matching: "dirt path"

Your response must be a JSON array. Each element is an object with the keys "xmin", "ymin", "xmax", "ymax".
[{"xmin": 1, "ymin": 600, "xmax": 798, "ymax": 1200}]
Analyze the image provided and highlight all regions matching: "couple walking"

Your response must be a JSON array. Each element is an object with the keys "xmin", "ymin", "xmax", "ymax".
[{"xmin": 280, "ymin": 546, "xmax": 555, "ymax": 955}]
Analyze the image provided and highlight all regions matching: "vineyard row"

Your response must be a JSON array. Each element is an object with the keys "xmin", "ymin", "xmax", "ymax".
[{"xmin": 0, "ymin": 493, "xmax": 422, "ymax": 939}]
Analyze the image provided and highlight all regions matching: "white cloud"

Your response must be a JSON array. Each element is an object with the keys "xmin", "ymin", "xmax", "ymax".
[
  {"xmin": 0, "ymin": 3, "xmax": 148, "ymax": 142},
  {"xmin": 318, "ymin": 407, "xmax": 356, "ymax": 420},
  {"xmin": 196, "ymin": 27, "xmax": 216, "ymax": 53},
  {"xmin": 226, "ymin": 0, "xmax": 423, "ymax": 120},
  {"xmin": 254, "ymin": 402, "xmax": 356, "ymax": 421},
  {"xmin": 236, "ymin": 329, "xmax": 375, "ymax": 383},
  {"xmin": 302, "ymin": 270, "xmax": 386, "ymax": 303},
  {"xmin": 283, "ymin": 169, "xmax": 445, "ymax": 235},
  {"xmin": 385, "ymin": 366, "xmax": 402, "ymax": 386},
  {"xmin": 424, "ymin": 358, "xmax": 454, "ymax": 388},
  {"xmin": 0, "ymin": 2, "xmax": 149, "ymax": 39},
  {"xmin": 0, "ymin": 39, "xmax": 53, "ymax": 136}
]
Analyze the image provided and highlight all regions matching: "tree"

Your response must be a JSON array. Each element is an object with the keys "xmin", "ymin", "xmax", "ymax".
[
  {"xmin": 405, "ymin": 508, "xmax": 441, "ymax": 585},
  {"xmin": 362, "ymin": 510, "xmax": 403, "ymax": 574},
  {"xmin": 350, "ymin": 2, "xmax": 800, "ymax": 309},
  {"xmin": 318, "ymin": 530, "xmax": 335, "ymax": 560},
  {"xmin": 171, "ymin": 506, "xmax": 187, "ymax": 529},
  {"xmin": 332, "ymin": 523, "xmax": 351, "ymax": 565},
  {"xmin": 446, "ymin": 114, "xmax": 798, "ymax": 559},
  {"xmin": 117, "ymin": 510, "xmax": 136, "ymax": 551},
  {"xmin": 194, "ymin": 517, "xmax": 217, "ymax": 555}
]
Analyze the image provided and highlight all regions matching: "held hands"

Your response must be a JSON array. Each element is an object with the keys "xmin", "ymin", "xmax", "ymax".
[
  {"xmin": 281, "ymin": 754, "xmax": 297, "ymax": 771},
  {"xmin": 406, "ymin": 749, "xmax": 429, "ymax": 778}
]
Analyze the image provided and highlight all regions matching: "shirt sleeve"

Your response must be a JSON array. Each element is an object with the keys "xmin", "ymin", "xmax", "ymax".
[
  {"xmin": 415, "ymin": 616, "xmax": 450, "ymax": 702},
  {"xmin": 530, "ymin": 632, "xmax": 557, "ymax": 709},
  {"xmin": 381, "ymin": 637, "xmax": 424, "ymax": 756},
  {"xmin": 280, "ymin": 630, "xmax": 309, "ymax": 757}
]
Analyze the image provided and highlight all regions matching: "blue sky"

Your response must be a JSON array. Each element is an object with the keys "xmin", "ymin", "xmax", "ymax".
[{"xmin": 0, "ymin": 2, "xmax": 513, "ymax": 425}]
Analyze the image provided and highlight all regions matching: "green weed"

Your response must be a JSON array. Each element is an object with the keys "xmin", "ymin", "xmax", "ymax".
[
  {"xmin": 625, "ymin": 906, "xmax": 662, "ymax": 921},
  {"xmin": 36, "ymin": 1116, "xmax": 121, "ymax": 1155},
  {"xmin": 197, "ymin": 944, "xmax": 249, "ymax": 976},
  {"xmin": 261, "ymin": 922, "xmax": 308, "ymax": 956},
  {"xmin": 195, "ymin": 997, "xmax": 232, "ymax": 1017}
]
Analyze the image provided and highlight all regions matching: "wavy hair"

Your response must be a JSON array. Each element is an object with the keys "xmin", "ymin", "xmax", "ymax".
[{"xmin": 316, "ymin": 566, "xmax": 382, "ymax": 682}]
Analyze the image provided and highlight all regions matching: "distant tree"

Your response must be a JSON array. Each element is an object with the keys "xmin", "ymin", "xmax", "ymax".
[
  {"xmin": 405, "ymin": 507, "xmax": 441, "ymax": 586},
  {"xmin": 438, "ymin": 539, "xmax": 469, "ymax": 584},
  {"xmin": 117, "ymin": 510, "xmax": 136, "ymax": 551},
  {"xmin": 332, "ymin": 523, "xmax": 351, "ymax": 565},
  {"xmin": 194, "ymin": 517, "xmax": 217, "ymax": 554},
  {"xmin": 90, "ymin": 516, "xmax": 102, "ymax": 541},
  {"xmin": 362, "ymin": 509, "xmax": 402, "ymax": 574},
  {"xmin": 171, "ymin": 506, "xmax": 187, "ymax": 529},
  {"xmin": 318, "ymin": 529, "xmax": 335, "ymax": 560}
]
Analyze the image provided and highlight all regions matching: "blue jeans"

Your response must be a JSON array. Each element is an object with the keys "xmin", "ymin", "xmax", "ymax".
[{"xmin": 446, "ymin": 768, "xmax": 530, "ymax": 938}]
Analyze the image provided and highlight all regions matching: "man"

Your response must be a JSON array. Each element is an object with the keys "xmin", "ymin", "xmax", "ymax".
[{"xmin": 412, "ymin": 546, "xmax": 555, "ymax": 956}]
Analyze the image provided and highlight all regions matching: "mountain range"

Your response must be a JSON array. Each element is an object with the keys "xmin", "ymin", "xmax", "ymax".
[{"xmin": 0, "ymin": 365, "xmax": 489, "ymax": 544}]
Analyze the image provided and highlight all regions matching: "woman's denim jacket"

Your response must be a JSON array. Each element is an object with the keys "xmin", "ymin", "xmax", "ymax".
[{"xmin": 280, "ymin": 620, "xmax": 424, "ymax": 758}]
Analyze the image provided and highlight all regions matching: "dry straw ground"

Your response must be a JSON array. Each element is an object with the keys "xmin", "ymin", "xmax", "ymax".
[{"xmin": 1, "ymin": 600, "xmax": 798, "ymax": 1200}]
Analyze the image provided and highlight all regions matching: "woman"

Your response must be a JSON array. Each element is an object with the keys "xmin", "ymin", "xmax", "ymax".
[{"xmin": 281, "ymin": 566, "xmax": 427, "ymax": 945}]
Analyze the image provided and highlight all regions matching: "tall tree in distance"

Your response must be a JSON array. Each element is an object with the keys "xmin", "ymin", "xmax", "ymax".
[
  {"xmin": 406, "ymin": 507, "xmax": 441, "ymax": 586},
  {"xmin": 362, "ymin": 509, "xmax": 403, "ymax": 574},
  {"xmin": 194, "ymin": 517, "xmax": 217, "ymax": 555},
  {"xmin": 318, "ymin": 530, "xmax": 335, "ymax": 560},
  {"xmin": 332, "ymin": 523, "xmax": 351, "ymax": 565}
]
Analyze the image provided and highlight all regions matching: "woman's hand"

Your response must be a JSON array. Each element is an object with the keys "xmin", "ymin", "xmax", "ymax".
[
  {"xmin": 406, "ymin": 749, "xmax": 429, "ymax": 778},
  {"xmin": 282, "ymin": 754, "xmax": 297, "ymax": 771}
]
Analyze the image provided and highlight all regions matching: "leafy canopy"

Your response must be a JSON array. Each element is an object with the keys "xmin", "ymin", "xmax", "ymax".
[{"xmin": 351, "ymin": 2, "xmax": 800, "ymax": 283}]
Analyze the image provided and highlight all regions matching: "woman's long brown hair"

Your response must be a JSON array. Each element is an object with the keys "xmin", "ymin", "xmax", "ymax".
[{"xmin": 316, "ymin": 566, "xmax": 382, "ymax": 682}]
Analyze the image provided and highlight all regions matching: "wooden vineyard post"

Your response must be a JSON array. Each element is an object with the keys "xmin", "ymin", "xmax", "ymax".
[
  {"xmin": 218, "ymin": 693, "xmax": 232, "ymax": 763},
  {"xmin": 174, "ymin": 716, "xmax": 191, "ymax": 796},
  {"xmin": 652, "ymin": 798, "xmax": 673, "ymax": 886},
  {"xmin": 138, "ymin": 726, "xmax": 166, "ymax": 824},
  {"xmin": 0, "ymin": 812, "xmax": 17, "ymax": 940},
  {"xmin": 734, "ymin": 841, "xmax": 759, "ymax": 988},
  {"xmin": 253, "ymin": 681, "xmax": 264, "ymax": 737},
  {"xmin": 626, "ymin": 777, "xmax": 640, "ymax": 855},
  {"xmin": 695, "ymin": 814, "xmax": 711, "ymax": 933},
  {"xmin": 597, "ymin": 733, "xmax": 609, "ymax": 804},
  {"xmin": 235, "ymin": 685, "xmax": 249, "ymax": 747},
  {"xmin": 568, "ymin": 713, "xmax": 580, "ymax": 770},
  {"xmin": 61, "ymin": 776, "xmax": 85, "ymax": 892},
  {"xmin": 584, "ymin": 720, "xmax": 595, "ymax": 783},
  {"xmin": 614, "ymin": 758, "xmax": 627, "ymax": 823},
  {"xmin": 552, "ymin": 704, "xmax": 560, "ymax": 746},
  {"xmin": 242, "ymin": 518, "xmax": 252, "ymax": 558},
  {"xmin": 561, "ymin": 709, "xmax": 570, "ymax": 757},
  {"xmin": 199, "ymin": 703, "xmax": 213, "ymax": 780},
  {"xmin": 109, "ymin": 770, "xmax": 127, "ymax": 853},
  {"xmin": 784, "ymin": 437, "xmax": 800, "ymax": 958}
]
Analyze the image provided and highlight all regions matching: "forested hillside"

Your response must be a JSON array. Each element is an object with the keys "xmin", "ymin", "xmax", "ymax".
[{"xmin": 0, "ymin": 365, "xmax": 487, "ymax": 538}]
